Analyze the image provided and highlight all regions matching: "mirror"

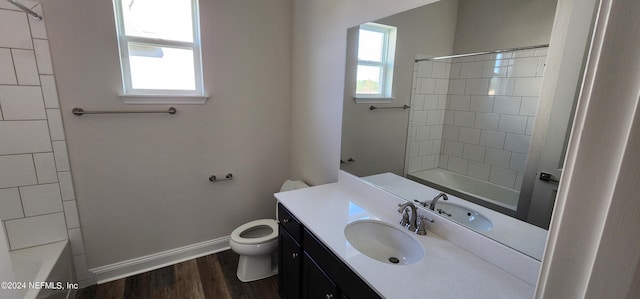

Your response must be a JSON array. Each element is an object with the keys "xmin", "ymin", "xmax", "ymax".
[{"xmin": 340, "ymin": 0, "xmax": 595, "ymax": 260}]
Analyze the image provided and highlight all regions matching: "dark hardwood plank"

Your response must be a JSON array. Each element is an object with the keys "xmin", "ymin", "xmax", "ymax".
[
  {"xmin": 74, "ymin": 284, "xmax": 98, "ymax": 299},
  {"xmin": 75, "ymin": 250, "xmax": 279, "ymax": 299},
  {"xmin": 175, "ymin": 259, "xmax": 205, "ymax": 299},
  {"xmin": 123, "ymin": 271, "xmax": 151, "ymax": 299},
  {"xmin": 197, "ymin": 254, "xmax": 232, "ymax": 299},
  {"xmin": 94, "ymin": 279, "xmax": 125, "ymax": 299}
]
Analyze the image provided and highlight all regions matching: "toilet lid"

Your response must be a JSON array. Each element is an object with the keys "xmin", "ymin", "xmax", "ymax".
[{"xmin": 231, "ymin": 219, "xmax": 278, "ymax": 245}]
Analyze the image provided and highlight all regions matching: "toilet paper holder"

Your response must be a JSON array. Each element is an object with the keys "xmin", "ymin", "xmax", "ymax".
[{"xmin": 209, "ymin": 173, "xmax": 233, "ymax": 182}]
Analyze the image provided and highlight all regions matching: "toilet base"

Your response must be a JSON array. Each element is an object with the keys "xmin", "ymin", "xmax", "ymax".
[{"xmin": 236, "ymin": 253, "xmax": 278, "ymax": 282}]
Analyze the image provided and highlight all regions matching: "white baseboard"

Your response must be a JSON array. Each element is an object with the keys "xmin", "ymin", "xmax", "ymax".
[{"xmin": 90, "ymin": 236, "xmax": 230, "ymax": 284}]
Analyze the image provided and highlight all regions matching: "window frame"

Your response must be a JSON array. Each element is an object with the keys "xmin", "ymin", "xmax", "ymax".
[
  {"xmin": 113, "ymin": 0, "xmax": 207, "ymax": 103},
  {"xmin": 355, "ymin": 22, "xmax": 397, "ymax": 101}
]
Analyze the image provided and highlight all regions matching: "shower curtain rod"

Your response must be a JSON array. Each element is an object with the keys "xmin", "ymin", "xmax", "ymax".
[
  {"xmin": 415, "ymin": 44, "xmax": 549, "ymax": 62},
  {"xmin": 6, "ymin": 0, "xmax": 43, "ymax": 21}
]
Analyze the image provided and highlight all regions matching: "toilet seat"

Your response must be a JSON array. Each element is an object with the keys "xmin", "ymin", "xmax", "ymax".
[{"xmin": 231, "ymin": 219, "xmax": 278, "ymax": 245}]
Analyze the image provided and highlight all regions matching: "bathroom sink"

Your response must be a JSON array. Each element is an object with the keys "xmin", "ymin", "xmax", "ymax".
[
  {"xmin": 344, "ymin": 220, "xmax": 424, "ymax": 265},
  {"xmin": 434, "ymin": 202, "xmax": 493, "ymax": 231}
]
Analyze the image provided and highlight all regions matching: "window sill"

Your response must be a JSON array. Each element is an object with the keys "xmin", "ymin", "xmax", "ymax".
[
  {"xmin": 353, "ymin": 96, "xmax": 396, "ymax": 104},
  {"xmin": 120, "ymin": 94, "xmax": 210, "ymax": 105}
]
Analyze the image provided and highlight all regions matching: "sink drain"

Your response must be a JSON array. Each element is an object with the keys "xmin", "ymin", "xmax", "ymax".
[{"xmin": 388, "ymin": 257, "xmax": 399, "ymax": 264}]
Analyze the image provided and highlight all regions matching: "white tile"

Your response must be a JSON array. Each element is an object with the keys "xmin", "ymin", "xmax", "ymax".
[
  {"xmin": 412, "ymin": 111, "xmax": 427, "ymax": 126},
  {"xmin": 5, "ymin": 212, "xmax": 68, "ymax": 250},
  {"xmin": 46, "ymin": 109, "xmax": 65, "ymax": 141},
  {"xmin": 426, "ymin": 110, "xmax": 442, "ymax": 126},
  {"xmin": 449, "ymin": 95, "xmax": 470, "ymax": 111},
  {"xmin": 516, "ymin": 172, "xmax": 525, "ymax": 191},
  {"xmin": 407, "ymin": 157, "xmax": 422, "ymax": 173},
  {"xmin": 470, "ymin": 96, "xmax": 494, "ymax": 112},
  {"xmin": 424, "ymin": 95, "xmax": 438, "ymax": 110},
  {"xmin": 447, "ymin": 156, "xmax": 468, "ymax": 174},
  {"xmin": 58, "ymin": 171, "xmax": 76, "ymax": 201},
  {"xmin": 421, "ymin": 155, "xmax": 437, "ymax": 170},
  {"xmin": 0, "ymin": 86, "xmax": 46, "ymax": 120},
  {"xmin": 489, "ymin": 167, "xmax": 517, "ymax": 189},
  {"xmin": 437, "ymin": 95, "xmax": 447, "ymax": 109},
  {"xmin": 512, "ymin": 49, "xmax": 536, "ymax": 58},
  {"xmin": 513, "ymin": 77, "xmax": 543, "ymax": 97},
  {"xmin": 73, "ymin": 254, "xmax": 91, "ymax": 281},
  {"xmin": 464, "ymin": 78, "xmax": 489, "ymax": 95},
  {"xmin": 443, "ymin": 140, "xmax": 463, "ymax": 157},
  {"xmin": 485, "ymin": 148, "xmax": 511, "ymax": 168},
  {"xmin": 40, "ymin": 75, "xmax": 60, "ymax": 108},
  {"xmin": 11, "ymin": 49, "xmax": 40, "ymax": 85},
  {"xmin": 68, "ymin": 228, "xmax": 85, "ymax": 255},
  {"xmin": 407, "ymin": 142, "xmax": 419, "ymax": 158},
  {"xmin": 463, "ymin": 144, "xmax": 486, "ymax": 163},
  {"xmin": 438, "ymin": 154, "xmax": 449, "ymax": 168},
  {"xmin": 526, "ymin": 117, "xmax": 536, "ymax": 135},
  {"xmin": 34, "ymin": 153, "xmax": 57, "ymax": 184},
  {"xmin": 507, "ymin": 57, "xmax": 539, "ymax": 77},
  {"xmin": 0, "ymin": 48, "xmax": 17, "ymax": 84},
  {"xmin": 28, "ymin": 5, "xmax": 47, "ymax": 39},
  {"xmin": 420, "ymin": 78, "xmax": 436, "ymax": 94},
  {"xmin": 0, "ymin": 10, "xmax": 33, "ymax": 49},
  {"xmin": 417, "ymin": 61, "xmax": 433, "ymax": 77},
  {"xmin": 482, "ymin": 60, "xmax": 508, "ymax": 78},
  {"xmin": 418, "ymin": 140, "xmax": 434, "ymax": 156},
  {"xmin": 432, "ymin": 140, "xmax": 442, "ymax": 155},
  {"xmin": 52, "ymin": 141, "xmax": 70, "ymax": 171},
  {"xmin": 429, "ymin": 125, "xmax": 443, "ymax": 140},
  {"xmin": 442, "ymin": 125, "xmax": 459, "ymax": 141},
  {"xmin": 20, "ymin": 183, "xmax": 63, "ymax": 217},
  {"xmin": 432, "ymin": 62, "xmax": 449, "ymax": 79},
  {"xmin": 416, "ymin": 126, "xmax": 430, "ymax": 141},
  {"xmin": 498, "ymin": 115, "xmax": 528, "ymax": 134},
  {"xmin": 448, "ymin": 79, "xmax": 466, "ymax": 95},
  {"xmin": 493, "ymin": 53, "xmax": 513, "ymax": 60},
  {"xmin": 488, "ymin": 78, "xmax": 516, "ymax": 96},
  {"xmin": 467, "ymin": 162, "xmax": 491, "ymax": 181},
  {"xmin": 504, "ymin": 134, "xmax": 531, "ymax": 154},
  {"xmin": 493, "ymin": 96, "xmax": 522, "ymax": 115},
  {"xmin": 0, "ymin": 154, "xmax": 37, "ymax": 188},
  {"xmin": 474, "ymin": 113, "xmax": 499, "ymax": 130},
  {"xmin": 535, "ymin": 48, "xmax": 549, "ymax": 57},
  {"xmin": 458, "ymin": 127, "xmax": 481, "ymax": 144},
  {"xmin": 0, "ymin": 188, "xmax": 24, "ymax": 220},
  {"xmin": 459, "ymin": 61, "xmax": 484, "ymax": 78},
  {"xmin": 412, "ymin": 94, "xmax": 425, "ymax": 110},
  {"xmin": 520, "ymin": 97, "xmax": 539, "ymax": 116},
  {"xmin": 435, "ymin": 79, "xmax": 449, "ymax": 95},
  {"xmin": 480, "ymin": 131, "xmax": 506, "ymax": 149},
  {"xmin": 33, "ymin": 39, "xmax": 53, "ymax": 74},
  {"xmin": 449, "ymin": 63, "xmax": 461, "ymax": 79},
  {"xmin": 443, "ymin": 110, "xmax": 455, "ymax": 125},
  {"xmin": 453, "ymin": 111, "xmax": 476, "ymax": 128},
  {"xmin": 0, "ymin": 121, "xmax": 52, "ymax": 155},
  {"xmin": 510, "ymin": 152, "xmax": 528, "ymax": 172}
]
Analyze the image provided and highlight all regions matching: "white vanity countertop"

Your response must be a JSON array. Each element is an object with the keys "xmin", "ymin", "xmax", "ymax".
[{"xmin": 275, "ymin": 174, "xmax": 535, "ymax": 299}]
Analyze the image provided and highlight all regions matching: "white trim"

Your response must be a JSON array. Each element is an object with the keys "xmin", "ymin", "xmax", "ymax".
[
  {"xmin": 353, "ymin": 96, "xmax": 395, "ymax": 104},
  {"xmin": 120, "ymin": 94, "xmax": 210, "ymax": 104},
  {"xmin": 90, "ymin": 236, "xmax": 230, "ymax": 284}
]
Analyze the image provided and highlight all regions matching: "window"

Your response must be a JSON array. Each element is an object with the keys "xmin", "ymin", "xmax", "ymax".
[
  {"xmin": 113, "ymin": 0, "xmax": 206, "ymax": 103},
  {"xmin": 355, "ymin": 22, "xmax": 397, "ymax": 100}
]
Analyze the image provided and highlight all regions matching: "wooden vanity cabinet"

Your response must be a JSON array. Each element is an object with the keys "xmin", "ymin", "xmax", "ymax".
[{"xmin": 278, "ymin": 203, "xmax": 381, "ymax": 299}]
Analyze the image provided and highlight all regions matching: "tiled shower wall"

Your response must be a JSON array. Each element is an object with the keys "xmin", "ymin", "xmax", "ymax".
[
  {"xmin": 0, "ymin": 2, "xmax": 91, "ymax": 286},
  {"xmin": 406, "ymin": 48, "xmax": 547, "ymax": 190}
]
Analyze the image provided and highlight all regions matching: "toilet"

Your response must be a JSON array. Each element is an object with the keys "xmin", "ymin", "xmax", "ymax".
[{"xmin": 229, "ymin": 180, "xmax": 309, "ymax": 282}]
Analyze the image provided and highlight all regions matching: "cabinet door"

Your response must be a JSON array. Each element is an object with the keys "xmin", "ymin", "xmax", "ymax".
[
  {"xmin": 279, "ymin": 228, "xmax": 302, "ymax": 299},
  {"xmin": 303, "ymin": 253, "xmax": 339, "ymax": 299}
]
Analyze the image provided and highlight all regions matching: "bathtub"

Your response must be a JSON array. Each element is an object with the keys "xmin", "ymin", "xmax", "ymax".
[
  {"xmin": 408, "ymin": 168, "xmax": 520, "ymax": 213},
  {"xmin": 10, "ymin": 241, "xmax": 76, "ymax": 299}
]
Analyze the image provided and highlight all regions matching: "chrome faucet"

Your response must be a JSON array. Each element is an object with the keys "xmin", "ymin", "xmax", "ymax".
[
  {"xmin": 397, "ymin": 202, "xmax": 418, "ymax": 231},
  {"xmin": 429, "ymin": 193, "xmax": 448, "ymax": 211}
]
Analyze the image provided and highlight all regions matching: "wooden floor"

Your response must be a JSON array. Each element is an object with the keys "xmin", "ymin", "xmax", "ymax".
[{"xmin": 75, "ymin": 250, "xmax": 280, "ymax": 299}]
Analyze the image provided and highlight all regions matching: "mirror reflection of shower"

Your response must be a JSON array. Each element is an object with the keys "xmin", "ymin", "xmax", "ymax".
[{"xmin": 405, "ymin": 45, "xmax": 548, "ymax": 215}]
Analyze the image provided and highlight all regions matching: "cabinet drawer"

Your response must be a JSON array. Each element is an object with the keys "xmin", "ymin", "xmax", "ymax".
[
  {"xmin": 278, "ymin": 203, "xmax": 302, "ymax": 243},
  {"xmin": 303, "ymin": 228, "xmax": 381, "ymax": 299}
]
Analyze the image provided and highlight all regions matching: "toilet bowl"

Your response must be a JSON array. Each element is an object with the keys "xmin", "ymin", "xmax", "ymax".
[{"xmin": 229, "ymin": 180, "xmax": 309, "ymax": 282}]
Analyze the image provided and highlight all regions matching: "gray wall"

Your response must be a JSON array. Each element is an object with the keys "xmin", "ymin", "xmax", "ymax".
[
  {"xmin": 43, "ymin": 0, "xmax": 292, "ymax": 269},
  {"xmin": 453, "ymin": 0, "xmax": 557, "ymax": 53}
]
